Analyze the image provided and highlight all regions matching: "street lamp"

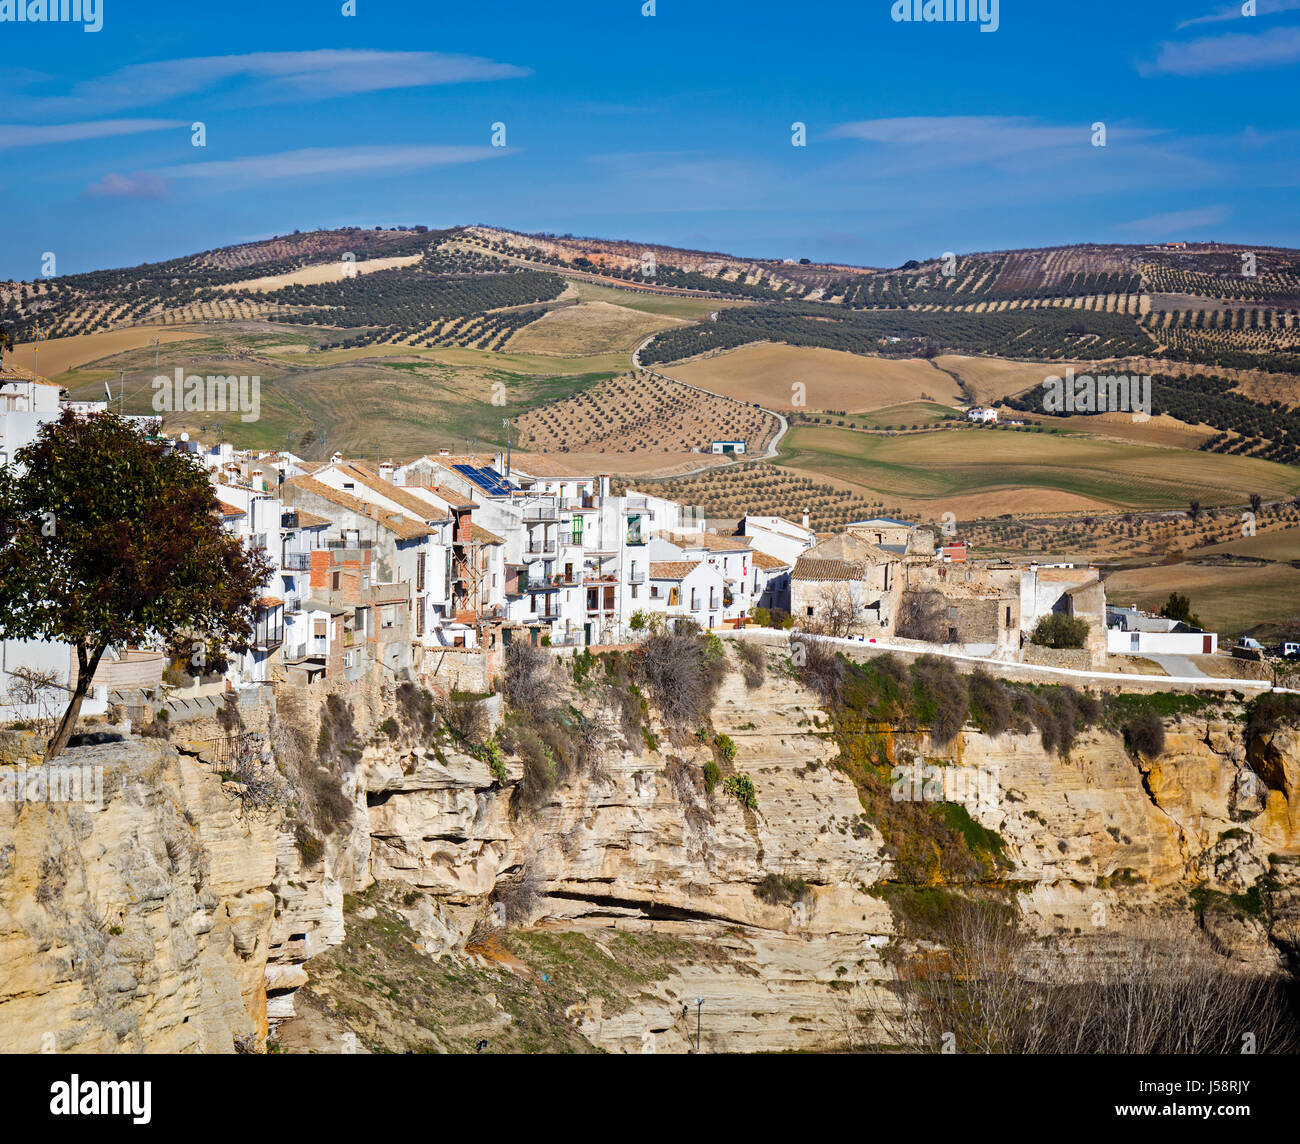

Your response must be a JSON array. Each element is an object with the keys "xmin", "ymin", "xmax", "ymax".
[{"xmin": 693, "ymin": 997, "xmax": 704, "ymax": 1054}]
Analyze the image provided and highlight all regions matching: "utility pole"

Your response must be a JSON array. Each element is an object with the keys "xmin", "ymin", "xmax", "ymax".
[
  {"xmin": 693, "ymin": 997, "xmax": 704, "ymax": 1053},
  {"xmin": 502, "ymin": 417, "xmax": 511, "ymax": 477},
  {"xmin": 31, "ymin": 323, "xmax": 50, "ymax": 378},
  {"xmin": 119, "ymin": 369, "xmax": 126, "ymax": 415},
  {"xmin": 152, "ymin": 336, "xmax": 160, "ymax": 378}
]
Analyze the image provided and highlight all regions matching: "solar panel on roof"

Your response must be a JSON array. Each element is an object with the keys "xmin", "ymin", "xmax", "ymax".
[{"xmin": 452, "ymin": 463, "xmax": 514, "ymax": 496}]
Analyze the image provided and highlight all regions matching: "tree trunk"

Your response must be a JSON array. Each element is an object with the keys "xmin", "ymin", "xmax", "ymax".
[{"xmin": 44, "ymin": 642, "xmax": 107, "ymax": 762}]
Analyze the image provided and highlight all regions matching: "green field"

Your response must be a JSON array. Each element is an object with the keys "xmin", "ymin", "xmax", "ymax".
[
  {"xmin": 776, "ymin": 423, "xmax": 1300, "ymax": 512},
  {"xmin": 570, "ymin": 281, "xmax": 740, "ymax": 321},
  {"xmin": 56, "ymin": 326, "xmax": 615, "ymax": 457}
]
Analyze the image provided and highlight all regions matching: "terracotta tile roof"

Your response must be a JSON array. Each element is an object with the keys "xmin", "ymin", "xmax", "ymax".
[
  {"xmin": 337, "ymin": 463, "xmax": 452, "ymax": 522},
  {"xmin": 471, "ymin": 523, "xmax": 504, "ymax": 545},
  {"xmin": 286, "ymin": 508, "xmax": 330, "ymax": 529},
  {"xmin": 752, "ymin": 550, "xmax": 790, "ymax": 571},
  {"xmin": 805, "ymin": 533, "xmax": 895, "ymax": 564},
  {"xmin": 215, "ymin": 497, "xmax": 245, "ymax": 518},
  {"xmin": 391, "ymin": 471, "xmax": 478, "ymax": 509},
  {"xmin": 661, "ymin": 531, "xmax": 753, "ymax": 552},
  {"xmin": 0, "ymin": 363, "xmax": 57, "ymax": 386},
  {"xmin": 283, "ymin": 476, "xmax": 433, "ymax": 541},
  {"xmin": 257, "ymin": 595, "xmax": 284, "ymax": 609},
  {"xmin": 649, "ymin": 560, "xmax": 702, "ymax": 580},
  {"xmin": 792, "ymin": 557, "xmax": 870, "ymax": 582}
]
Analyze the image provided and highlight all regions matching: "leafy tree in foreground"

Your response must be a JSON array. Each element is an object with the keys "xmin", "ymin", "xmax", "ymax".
[{"xmin": 0, "ymin": 411, "xmax": 271, "ymax": 760}]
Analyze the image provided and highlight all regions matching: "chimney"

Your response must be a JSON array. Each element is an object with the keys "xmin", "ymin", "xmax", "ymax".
[
  {"xmin": 378, "ymin": 461, "xmax": 395, "ymax": 482},
  {"xmin": 438, "ymin": 448, "xmax": 451, "ymax": 457},
  {"xmin": 802, "ymin": 508, "xmax": 810, "ymax": 530},
  {"xmin": 251, "ymin": 468, "xmax": 263, "ymax": 491},
  {"xmin": 598, "ymin": 474, "xmax": 611, "ymax": 499},
  {"xmin": 330, "ymin": 451, "xmax": 343, "ymax": 465}
]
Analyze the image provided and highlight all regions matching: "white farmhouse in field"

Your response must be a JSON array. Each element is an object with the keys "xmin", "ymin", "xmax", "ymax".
[{"xmin": 966, "ymin": 407, "xmax": 998, "ymax": 423}]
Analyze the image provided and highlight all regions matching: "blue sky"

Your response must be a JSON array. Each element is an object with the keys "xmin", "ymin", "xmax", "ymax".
[{"xmin": 2, "ymin": 0, "xmax": 1299, "ymax": 277}]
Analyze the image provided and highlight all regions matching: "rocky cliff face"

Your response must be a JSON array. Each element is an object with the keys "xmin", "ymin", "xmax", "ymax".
[
  {"xmin": 294, "ymin": 665, "xmax": 1300, "ymax": 1052},
  {"xmin": 4, "ymin": 657, "xmax": 1299, "ymax": 1054}
]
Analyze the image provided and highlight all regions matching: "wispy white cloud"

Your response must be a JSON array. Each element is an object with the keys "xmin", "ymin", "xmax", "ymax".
[
  {"xmin": 0, "ymin": 118, "xmax": 183, "ymax": 150},
  {"xmin": 85, "ymin": 172, "xmax": 169, "ymax": 199},
  {"xmin": 12, "ymin": 50, "xmax": 529, "ymax": 118},
  {"xmin": 155, "ymin": 144, "xmax": 503, "ymax": 184},
  {"xmin": 1177, "ymin": 0, "xmax": 1300, "ymax": 29},
  {"xmin": 1141, "ymin": 26, "xmax": 1300, "ymax": 74},
  {"xmin": 1114, "ymin": 205, "xmax": 1231, "ymax": 236},
  {"xmin": 821, "ymin": 116, "xmax": 1159, "ymax": 176}
]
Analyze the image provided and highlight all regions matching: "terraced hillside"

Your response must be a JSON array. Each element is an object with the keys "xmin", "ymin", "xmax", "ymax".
[
  {"xmin": 616, "ymin": 463, "xmax": 889, "ymax": 533},
  {"xmin": 514, "ymin": 370, "xmax": 780, "ymax": 458}
]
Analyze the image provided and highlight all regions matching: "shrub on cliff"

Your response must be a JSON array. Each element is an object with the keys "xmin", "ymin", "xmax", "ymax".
[
  {"xmin": 1123, "ymin": 708, "xmax": 1166, "ymax": 759},
  {"xmin": 909, "ymin": 656, "xmax": 968, "ymax": 747},
  {"xmin": 436, "ymin": 692, "xmax": 489, "ymax": 747},
  {"xmin": 793, "ymin": 636, "xmax": 847, "ymax": 704},
  {"xmin": 1247, "ymin": 691, "xmax": 1300, "ymax": 740},
  {"xmin": 734, "ymin": 640, "xmax": 765, "ymax": 689},
  {"xmin": 636, "ymin": 626, "xmax": 726, "ymax": 729},
  {"xmin": 754, "ymin": 873, "xmax": 809, "ymax": 906},
  {"xmin": 502, "ymin": 640, "xmax": 556, "ymax": 711},
  {"xmin": 968, "ymin": 669, "xmax": 1012, "ymax": 737}
]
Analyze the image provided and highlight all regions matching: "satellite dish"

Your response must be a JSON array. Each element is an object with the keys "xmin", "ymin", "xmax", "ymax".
[{"xmin": 180, "ymin": 432, "xmax": 190, "ymax": 442}]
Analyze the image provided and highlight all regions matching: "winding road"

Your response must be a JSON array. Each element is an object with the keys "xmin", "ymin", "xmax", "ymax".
[{"xmin": 629, "ymin": 332, "xmax": 791, "ymax": 481}]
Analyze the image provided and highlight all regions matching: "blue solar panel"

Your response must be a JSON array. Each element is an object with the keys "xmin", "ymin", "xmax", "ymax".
[{"xmin": 453, "ymin": 464, "xmax": 515, "ymax": 496}]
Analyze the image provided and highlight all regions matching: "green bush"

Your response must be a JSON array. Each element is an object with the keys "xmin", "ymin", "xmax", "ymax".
[
  {"xmin": 1030, "ymin": 613, "xmax": 1090, "ymax": 649},
  {"xmin": 714, "ymin": 733, "xmax": 737, "ymax": 764},
  {"xmin": 294, "ymin": 823, "xmax": 324, "ymax": 866},
  {"xmin": 703, "ymin": 759, "xmax": 722, "ymax": 792},
  {"xmin": 722, "ymin": 773, "xmax": 757, "ymax": 809},
  {"xmin": 1123, "ymin": 708, "xmax": 1166, "ymax": 759},
  {"xmin": 754, "ymin": 873, "xmax": 810, "ymax": 906}
]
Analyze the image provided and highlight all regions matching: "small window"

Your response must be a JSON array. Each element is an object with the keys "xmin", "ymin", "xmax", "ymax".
[
  {"xmin": 806, "ymin": 606, "xmax": 814, "ymax": 617},
  {"xmin": 331, "ymin": 571, "xmax": 341, "ymax": 591},
  {"xmin": 313, "ymin": 620, "xmax": 326, "ymax": 638}
]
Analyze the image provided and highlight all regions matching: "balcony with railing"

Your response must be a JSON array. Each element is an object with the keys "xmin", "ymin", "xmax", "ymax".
[
  {"xmin": 626, "ymin": 570, "xmax": 645, "ymax": 584},
  {"xmin": 253, "ymin": 618, "xmax": 283, "ymax": 652},
  {"xmin": 283, "ymin": 552, "xmax": 311, "ymax": 571},
  {"xmin": 523, "ymin": 502, "xmax": 559, "ymax": 522}
]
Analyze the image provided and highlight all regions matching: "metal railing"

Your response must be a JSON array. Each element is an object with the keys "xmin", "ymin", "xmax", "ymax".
[{"xmin": 283, "ymin": 552, "xmax": 311, "ymax": 571}]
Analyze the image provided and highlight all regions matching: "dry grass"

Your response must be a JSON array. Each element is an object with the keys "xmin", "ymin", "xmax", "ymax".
[
  {"xmin": 505, "ymin": 299, "xmax": 686, "ymax": 356},
  {"xmin": 668, "ymin": 344, "xmax": 962, "ymax": 412},
  {"xmin": 934, "ymin": 354, "xmax": 1081, "ymax": 405},
  {"xmin": 215, "ymin": 254, "xmax": 423, "ymax": 293},
  {"xmin": 10, "ymin": 325, "xmax": 206, "ymax": 379}
]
